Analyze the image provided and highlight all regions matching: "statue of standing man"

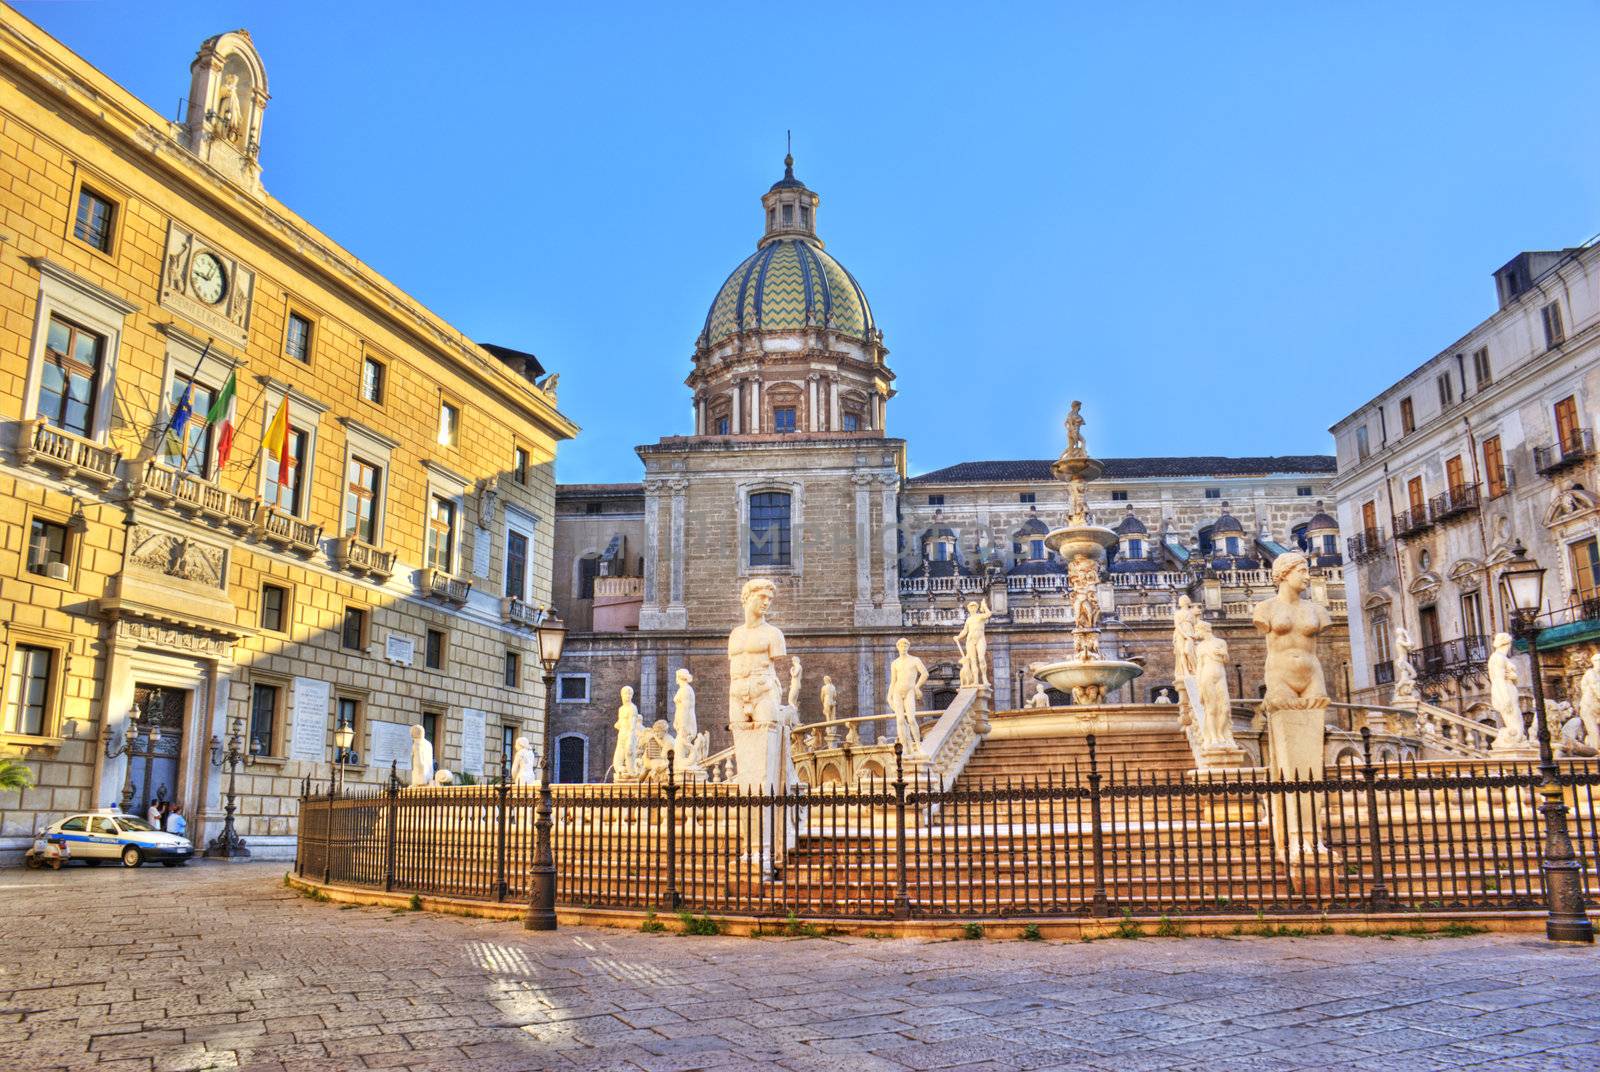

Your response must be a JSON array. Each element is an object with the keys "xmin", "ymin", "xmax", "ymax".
[
  {"xmin": 954, "ymin": 599, "xmax": 992, "ymax": 687},
  {"xmin": 887, "ymin": 638, "xmax": 930, "ymax": 754}
]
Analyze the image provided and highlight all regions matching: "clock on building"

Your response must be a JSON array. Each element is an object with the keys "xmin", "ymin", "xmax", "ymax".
[{"xmin": 189, "ymin": 251, "xmax": 228, "ymax": 304}]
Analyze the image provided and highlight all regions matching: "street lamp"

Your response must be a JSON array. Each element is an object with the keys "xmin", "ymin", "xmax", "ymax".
[
  {"xmin": 106, "ymin": 693, "xmax": 161, "ymax": 814},
  {"xmin": 525, "ymin": 609, "xmax": 566, "ymax": 931},
  {"xmin": 1499, "ymin": 541, "xmax": 1593, "ymax": 944},
  {"xmin": 334, "ymin": 717, "xmax": 355, "ymax": 795},
  {"xmin": 205, "ymin": 714, "xmax": 259, "ymax": 858}
]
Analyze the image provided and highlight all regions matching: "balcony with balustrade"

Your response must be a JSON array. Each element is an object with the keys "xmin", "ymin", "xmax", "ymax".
[
  {"xmin": 330, "ymin": 534, "xmax": 397, "ymax": 580},
  {"xmin": 134, "ymin": 459, "xmax": 258, "ymax": 532},
  {"xmin": 421, "ymin": 567, "xmax": 472, "ymax": 604},
  {"xmin": 1428, "ymin": 483, "xmax": 1480, "ymax": 524},
  {"xmin": 502, "ymin": 596, "xmax": 542, "ymax": 628},
  {"xmin": 18, "ymin": 418, "xmax": 121, "ymax": 485},
  {"xmin": 1347, "ymin": 529, "xmax": 1386, "ymax": 563},
  {"xmin": 258, "ymin": 506, "xmax": 323, "ymax": 556},
  {"xmin": 1411, "ymin": 634, "xmax": 1490, "ymax": 685},
  {"xmin": 1534, "ymin": 428, "xmax": 1595, "ymax": 476}
]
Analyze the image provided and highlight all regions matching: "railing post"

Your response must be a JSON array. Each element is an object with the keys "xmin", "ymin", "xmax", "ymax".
[
  {"xmin": 322, "ymin": 779, "xmax": 335, "ymax": 886},
  {"xmin": 663, "ymin": 750, "xmax": 680, "ymax": 911},
  {"xmin": 893, "ymin": 743, "xmax": 911, "ymax": 919},
  {"xmin": 495, "ymin": 774, "xmax": 510, "ymax": 902},
  {"xmin": 1359, "ymin": 727, "xmax": 1390, "ymax": 912},
  {"xmin": 1087, "ymin": 734, "xmax": 1109, "ymax": 917},
  {"xmin": 384, "ymin": 762, "xmax": 399, "ymax": 893}
]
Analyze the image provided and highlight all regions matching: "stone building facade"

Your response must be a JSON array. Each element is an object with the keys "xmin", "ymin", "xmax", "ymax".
[
  {"xmin": 1330, "ymin": 240, "xmax": 1600, "ymax": 721},
  {"xmin": 0, "ymin": 15, "xmax": 574, "ymax": 857},
  {"xmin": 547, "ymin": 160, "xmax": 1349, "ymax": 782}
]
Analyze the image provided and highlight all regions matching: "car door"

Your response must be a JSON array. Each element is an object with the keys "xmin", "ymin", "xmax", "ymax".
[
  {"xmin": 55, "ymin": 815, "xmax": 93, "ymax": 855},
  {"xmin": 86, "ymin": 816, "xmax": 121, "ymax": 858}
]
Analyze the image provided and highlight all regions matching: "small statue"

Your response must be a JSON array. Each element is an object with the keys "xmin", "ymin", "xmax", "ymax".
[
  {"xmin": 433, "ymin": 769, "xmax": 454, "ymax": 786},
  {"xmin": 612, "ymin": 686, "xmax": 643, "ymax": 779},
  {"xmin": 1579, "ymin": 652, "xmax": 1600, "ymax": 748},
  {"xmin": 1063, "ymin": 399, "xmax": 1086, "ymax": 457},
  {"xmin": 509, "ymin": 735, "xmax": 538, "ymax": 787},
  {"xmin": 1171, "ymin": 595, "xmax": 1200, "ymax": 681},
  {"xmin": 408, "ymin": 724, "xmax": 434, "ymax": 788},
  {"xmin": 1487, "ymin": 633, "xmax": 1527, "ymax": 750},
  {"xmin": 1392, "ymin": 625, "xmax": 1419, "ymax": 702},
  {"xmin": 788, "ymin": 657, "xmax": 803, "ymax": 710},
  {"xmin": 1069, "ymin": 555, "xmax": 1101, "ymax": 633},
  {"xmin": 672, "ymin": 669, "xmax": 698, "ymax": 749},
  {"xmin": 1194, "ymin": 621, "xmax": 1238, "ymax": 751},
  {"xmin": 1027, "ymin": 683, "xmax": 1051, "ymax": 709},
  {"xmin": 536, "ymin": 372, "xmax": 559, "ymax": 401},
  {"xmin": 728, "ymin": 578, "xmax": 785, "ymax": 729},
  {"xmin": 638, "ymin": 720, "xmax": 675, "ymax": 780},
  {"xmin": 886, "ymin": 638, "xmax": 929, "ymax": 753},
  {"xmin": 686, "ymin": 730, "xmax": 710, "ymax": 769},
  {"xmin": 1068, "ymin": 478, "xmax": 1088, "ymax": 524},
  {"xmin": 954, "ymin": 598, "xmax": 992, "ymax": 687},
  {"xmin": 820, "ymin": 675, "xmax": 837, "ymax": 721},
  {"xmin": 216, "ymin": 73, "xmax": 243, "ymax": 145}
]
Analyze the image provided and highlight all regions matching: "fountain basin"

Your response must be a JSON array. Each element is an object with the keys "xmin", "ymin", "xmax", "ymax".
[
  {"xmin": 1045, "ymin": 524, "xmax": 1118, "ymax": 563},
  {"xmin": 1032, "ymin": 658, "xmax": 1143, "ymax": 706}
]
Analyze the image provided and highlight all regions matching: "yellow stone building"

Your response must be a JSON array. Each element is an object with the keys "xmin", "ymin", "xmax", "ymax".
[{"xmin": 0, "ymin": 12, "xmax": 576, "ymax": 859}]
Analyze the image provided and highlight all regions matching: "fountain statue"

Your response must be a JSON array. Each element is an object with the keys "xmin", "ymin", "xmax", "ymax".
[{"xmin": 1030, "ymin": 401, "xmax": 1143, "ymax": 704}]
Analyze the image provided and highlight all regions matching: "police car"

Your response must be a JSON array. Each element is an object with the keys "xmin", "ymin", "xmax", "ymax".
[{"xmin": 44, "ymin": 810, "xmax": 194, "ymax": 867}]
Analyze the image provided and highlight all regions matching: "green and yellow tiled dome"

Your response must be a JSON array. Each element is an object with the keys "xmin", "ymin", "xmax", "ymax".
[{"xmin": 702, "ymin": 239, "xmax": 875, "ymax": 346}]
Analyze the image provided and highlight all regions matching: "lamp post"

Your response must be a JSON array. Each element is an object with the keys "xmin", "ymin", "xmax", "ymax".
[
  {"xmin": 205, "ymin": 714, "xmax": 259, "ymax": 858},
  {"xmin": 1499, "ymin": 541, "xmax": 1593, "ymax": 944},
  {"xmin": 106, "ymin": 692, "xmax": 161, "ymax": 814},
  {"xmin": 525, "ymin": 610, "xmax": 566, "ymax": 931},
  {"xmin": 333, "ymin": 716, "xmax": 355, "ymax": 795}
]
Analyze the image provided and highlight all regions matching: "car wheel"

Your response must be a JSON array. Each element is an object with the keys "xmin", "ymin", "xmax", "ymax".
[
  {"xmin": 82, "ymin": 859, "xmax": 102, "ymax": 867},
  {"xmin": 121, "ymin": 846, "xmax": 142, "ymax": 868}
]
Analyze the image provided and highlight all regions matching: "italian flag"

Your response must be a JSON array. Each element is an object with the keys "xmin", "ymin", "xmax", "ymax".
[
  {"xmin": 205, "ymin": 370, "xmax": 238, "ymax": 469},
  {"xmin": 262, "ymin": 395, "xmax": 293, "ymax": 492}
]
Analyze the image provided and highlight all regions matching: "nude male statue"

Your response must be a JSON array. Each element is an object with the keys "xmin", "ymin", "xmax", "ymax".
[
  {"xmin": 954, "ymin": 599, "xmax": 992, "ymax": 687},
  {"xmin": 886, "ymin": 638, "xmax": 930, "ymax": 753},
  {"xmin": 728, "ymin": 578, "xmax": 786, "ymax": 729}
]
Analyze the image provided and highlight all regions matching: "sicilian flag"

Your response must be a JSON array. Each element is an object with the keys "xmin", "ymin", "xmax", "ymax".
[
  {"xmin": 205, "ymin": 371, "xmax": 238, "ymax": 469},
  {"xmin": 262, "ymin": 396, "xmax": 294, "ymax": 491},
  {"xmin": 164, "ymin": 380, "xmax": 194, "ymax": 458}
]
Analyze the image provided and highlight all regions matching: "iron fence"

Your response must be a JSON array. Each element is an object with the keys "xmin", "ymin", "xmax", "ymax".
[{"xmin": 295, "ymin": 737, "xmax": 1600, "ymax": 921}]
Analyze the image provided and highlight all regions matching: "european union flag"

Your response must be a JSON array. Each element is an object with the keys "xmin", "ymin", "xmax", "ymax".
[{"xmin": 164, "ymin": 381, "xmax": 193, "ymax": 457}]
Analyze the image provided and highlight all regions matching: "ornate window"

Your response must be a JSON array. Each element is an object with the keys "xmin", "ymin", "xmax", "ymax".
[
  {"xmin": 749, "ymin": 491, "xmax": 792, "ymax": 567},
  {"xmin": 344, "ymin": 457, "xmax": 382, "ymax": 542},
  {"xmin": 427, "ymin": 494, "xmax": 457, "ymax": 570},
  {"xmin": 39, "ymin": 317, "xmax": 104, "ymax": 438}
]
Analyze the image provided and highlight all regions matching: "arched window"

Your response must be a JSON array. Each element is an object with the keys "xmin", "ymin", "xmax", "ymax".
[
  {"xmin": 555, "ymin": 733, "xmax": 588, "ymax": 783},
  {"xmin": 749, "ymin": 491, "xmax": 792, "ymax": 566}
]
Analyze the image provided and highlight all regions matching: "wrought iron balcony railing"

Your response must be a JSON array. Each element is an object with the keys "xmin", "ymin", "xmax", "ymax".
[
  {"xmin": 1428, "ymin": 483, "xmax": 1480, "ymax": 523},
  {"xmin": 1534, "ymin": 428, "xmax": 1595, "ymax": 475},
  {"xmin": 1411, "ymin": 634, "xmax": 1490, "ymax": 684},
  {"xmin": 1394, "ymin": 507, "xmax": 1432, "ymax": 539},
  {"xmin": 1347, "ymin": 529, "xmax": 1386, "ymax": 562}
]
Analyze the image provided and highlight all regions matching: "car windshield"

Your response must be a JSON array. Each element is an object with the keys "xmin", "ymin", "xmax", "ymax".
[{"xmin": 114, "ymin": 816, "xmax": 155, "ymax": 832}]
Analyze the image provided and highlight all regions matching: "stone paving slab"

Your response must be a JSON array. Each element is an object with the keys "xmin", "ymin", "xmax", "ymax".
[{"xmin": 0, "ymin": 864, "xmax": 1597, "ymax": 1071}]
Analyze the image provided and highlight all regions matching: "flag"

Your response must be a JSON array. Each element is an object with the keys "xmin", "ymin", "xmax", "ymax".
[
  {"xmin": 262, "ymin": 396, "xmax": 293, "ymax": 491},
  {"xmin": 205, "ymin": 371, "xmax": 238, "ymax": 469},
  {"xmin": 164, "ymin": 380, "xmax": 194, "ymax": 458}
]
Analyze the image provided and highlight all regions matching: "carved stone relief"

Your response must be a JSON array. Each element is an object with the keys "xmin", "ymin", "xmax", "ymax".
[
  {"xmin": 159, "ymin": 222, "xmax": 256, "ymax": 346},
  {"xmin": 127, "ymin": 524, "xmax": 226, "ymax": 588}
]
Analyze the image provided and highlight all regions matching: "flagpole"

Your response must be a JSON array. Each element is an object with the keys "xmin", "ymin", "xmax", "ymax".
[{"xmin": 154, "ymin": 337, "xmax": 213, "ymax": 467}]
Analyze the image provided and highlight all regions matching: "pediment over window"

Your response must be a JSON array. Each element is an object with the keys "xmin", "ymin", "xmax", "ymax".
[
  {"xmin": 1408, "ymin": 570, "xmax": 1442, "ymax": 598},
  {"xmin": 1448, "ymin": 559, "xmax": 1485, "ymax": 592},
  {"xmin": 1544, "ymin": 482, "xmax": 1597, "ymax": 529},
  {"xmin": 1362, "ymin": 587, "xmax": 1395, "ymax": 612}
]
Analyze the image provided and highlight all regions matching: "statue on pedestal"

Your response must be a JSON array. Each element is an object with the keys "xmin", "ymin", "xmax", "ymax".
[
  {"xmin": 1579, "ymin": 652, "xmax": 1600, "ymax": 748},
  {"xmin": 954, "ymin": 599, "xmax": 992, "ymax": 687},
  {"xmin": 728, "ymin": 578, "xmax": 787, "ymax": 787},
  {"xmin": 1069, "ymin": 555, "xmax": 1101, "ymax": 634},
  {"xmin": 1063, "ymin": 400, "xmax": 1086, "ymax": 457},
  {"xmin": 1172, "ymin": 595, "xmax": 1199, "ymax": 680},
  {"xmin": 1487, "ymin": 632, "xmax": 1529, "ymax": 752},
  {"xmin": 509, "ymin": 736, "xmax": 538, "ymax": 787},
  {"xmin": 1194, "ymin": 621, "xmax": 1239, "ymax": 753},
  {"xmin": 788, "ymin": 657, "xmax": 803, "ymax": 710},
  {"xmin": 612, "ymin": 686, "xmax": 642, "ymax": 779},
  {"xmin": 1392, "ymin": 625, "xmax": 1419, "ymax": 702},
  {"xmin": 820, "ymin": 675, "xmax": 837, "ymax": 721},
  {"xmin": 672, "ymin": 669, "xmax": 697, "ymax": 752},
  {"xmin": 886, "ymin": 638, "xmax": 929, "ymax": 753},
  {"xmin": 1027, "ymin": 684, "xmax": 1051, "ymax": 709},
  {"xmin": 1253, "ymin": 551, "xmax": 1333, "ymax": 861},
  {"xmin": 408, "ymin": 724, "xmax": 435, "ymax": 788}
]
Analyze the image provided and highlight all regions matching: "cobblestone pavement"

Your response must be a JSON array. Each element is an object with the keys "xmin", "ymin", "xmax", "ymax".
[{"xmin": 3, "ymin": 864, "xmax": 1599, "ymax": 1071}]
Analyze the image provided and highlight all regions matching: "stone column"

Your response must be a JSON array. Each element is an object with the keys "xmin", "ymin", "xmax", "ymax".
[
  {"xmin": 640, "ymin": 480, "xmax": 663, "ymax": 624},
  {"xmin": 730, "ymin": 385, "xmax": 741, "ymax": 434},
  {"xmin": 95, "ymin": 623, "xmax": 141, "ymax": 809},
  {"xmin": 750, "ymin": 379, "xmax": 761, "ymax": 434},
  {"xmin": 639, "ymin": 652, "xmax": 659, "ymax": 722},
  {"xmin": 693, "ymin": 394, "xmax": 705, "ymax": 436},
  {"xmin": 829, "ymin": 378, "xmax": 842, "ymax": 431},
  {"xmin": 852, "ymin": 474, "xmax": 873, "ymax": 613},
  {"xmin": 857, "ymin": 645, "xmax": 877, "ymax": 741},
  {"xmin": 807, "ymin": 374, "xmax": 821, "ymax": 431},
  {"xmin": 667, "ymin": 478, "xmax": 687, "ymax": 626},
  {"xmin": 993, "ymin": 642, "xmax": 1012, "ymax": 710},
  {"xmin": 196, "ymin": 655, "xmax": 234, "ymax": 843},
  {"xmin": 878, "ymin": 475, "xmax": 900, "ymax": 609}
]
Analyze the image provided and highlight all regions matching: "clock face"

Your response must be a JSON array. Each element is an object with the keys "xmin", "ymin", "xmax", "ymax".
[{"xmin": 190, "ymin": 252, "xmax": 228, "ymax": 304}]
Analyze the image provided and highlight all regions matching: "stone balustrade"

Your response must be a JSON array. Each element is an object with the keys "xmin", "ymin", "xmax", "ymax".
[
  {"xmin": 422, "ymin": 567, "xmax": 472, "ymax": 604},
  {"xmin": 18, "ymin": 418, "xmax": 120, "ymax": 484},
  {"xmin": 257, "ymin": 505, "xmax": 322, "ymax": 555},
  {"xmin": 137, "ymin": 459, "xmax": 258, "ymax": 530},
  {"xmin": 502, "ymin": 596, "xmax": 540, "ymax": 628},
  {"xmin": 330, "ymin": 534, "xmax": 397, "ymax": 580},
  {"xmin": 593, "ymin": 575, "xmax": 643, "ymax": 598}
]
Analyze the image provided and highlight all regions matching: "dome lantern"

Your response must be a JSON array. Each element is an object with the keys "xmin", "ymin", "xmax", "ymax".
[{"xmin": 760, "ymin": 152, "xmax": 820, "ymax": 246}]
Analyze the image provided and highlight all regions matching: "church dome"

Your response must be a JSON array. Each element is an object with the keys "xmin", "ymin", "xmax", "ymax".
[{"xmin": 702, "ymin": 238, "xmax": 875, "ymax": 347}]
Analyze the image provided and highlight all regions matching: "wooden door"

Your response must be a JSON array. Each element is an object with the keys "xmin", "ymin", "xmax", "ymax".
[
  {"xmin": 1445, "ymin": 455, "xmax": 1465, "ymax": 494},
  {"xmin": 1555, "ymin": 395, "xmax": 1580, "ymax": 451},
  {"xmin": 1362, "ymin": 500, "xmax": 1377, "ymax": 537},
  {"xmin": 1408, "ymin": 477, "xmax": 1425, "ymax": 514},
  {"xmin": 1418, "ymin": 605, "xmax": 1442, "ymax": 648}
]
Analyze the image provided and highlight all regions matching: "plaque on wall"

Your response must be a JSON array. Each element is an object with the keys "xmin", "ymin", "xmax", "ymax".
[
  {"xmin": 289, "ymin": 677, "xmax": 332, "ymax": 763},
  {"xmin": 471, "ymin": 528, "xmax": 491, "ymax": 578},
  {"xmin": 385, "ymin": 633, "xmax": 416, "ymax": 666},
  {"xmin": 369, "ymin": 721, "xmax": 412, "ymax": 773},
  {"xmin": 460, "ymin": 708, "xmax": 486, "ymax": 776},
  {"xmin": 159, "ymin": 222, "xmax": 256, "ymax": 347}
]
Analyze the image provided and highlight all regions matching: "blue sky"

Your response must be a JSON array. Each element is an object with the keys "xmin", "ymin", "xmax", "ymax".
[{"xmin": 20, "ymin": 2, "xmax": 1600, "ymax": 483}]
